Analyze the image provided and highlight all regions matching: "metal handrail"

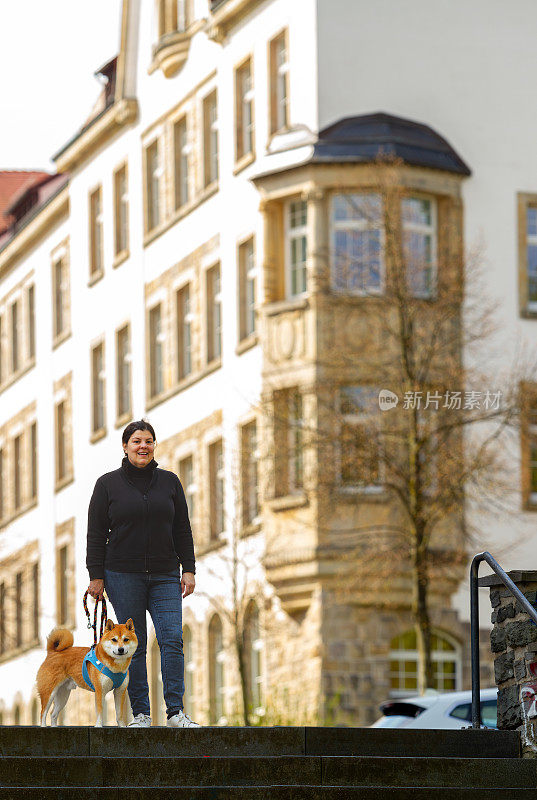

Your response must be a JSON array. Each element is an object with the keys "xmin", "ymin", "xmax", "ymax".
[{"xmin": 470, "ymin": 551, "xmax": 537, "ymax": 728}]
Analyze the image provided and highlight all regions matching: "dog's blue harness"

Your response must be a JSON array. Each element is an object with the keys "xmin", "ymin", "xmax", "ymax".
[{"xmin": 82, "ymin": 646, "xmax": 127, "ymax": 692}]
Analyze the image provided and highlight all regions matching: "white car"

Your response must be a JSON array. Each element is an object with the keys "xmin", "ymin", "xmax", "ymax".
[{"xmin": 371, "ymin": 688, "xmax": 497, "ymax": 729}]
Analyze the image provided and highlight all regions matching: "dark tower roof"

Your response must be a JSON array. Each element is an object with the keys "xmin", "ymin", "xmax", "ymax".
[{"xmin": 312, "ymin": 112, "xmax": 471, "ymax": 176}]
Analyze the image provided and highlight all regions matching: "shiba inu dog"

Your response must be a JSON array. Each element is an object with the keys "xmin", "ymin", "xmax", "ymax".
[{"xmin": 36, "ymin": 618, "xmax": 137, "ymax": 727}]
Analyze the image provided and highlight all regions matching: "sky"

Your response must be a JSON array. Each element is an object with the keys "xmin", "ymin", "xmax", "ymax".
[{"xmin": 0, "ymin": 1, "xmax": 122, "ymax": 172}]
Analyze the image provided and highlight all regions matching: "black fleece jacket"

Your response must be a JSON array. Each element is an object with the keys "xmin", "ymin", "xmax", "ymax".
[{"xmin": 86, "ymin": 457, "xmax": 195, "ymax": 580}]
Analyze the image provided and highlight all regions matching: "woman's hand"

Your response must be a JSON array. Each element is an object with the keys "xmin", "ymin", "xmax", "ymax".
[
  {"xmin": 181, "ymin": 572, "xmax": 195, "ymax": 599},
  {"xmin": 87, "ymin": 578, "xmax": 104, "ymax": 600}
]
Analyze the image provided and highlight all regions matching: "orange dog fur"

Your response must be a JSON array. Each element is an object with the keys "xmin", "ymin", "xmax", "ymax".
[{"xmin": 36, "ymin": 618, "xmax": 137, "ymax": 727}]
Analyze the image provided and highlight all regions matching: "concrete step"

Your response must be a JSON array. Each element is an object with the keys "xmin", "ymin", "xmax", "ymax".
[
  {"xmin": 0, "ymin": 756, "xmax": 533, "ymax": 789},
  {"xmin": 0, "ymin": 726, "xmax": 521, "ymax": 759},
  {"xmin": 1, "ymin": 789, "xmax": 537, "ymax": 800}
]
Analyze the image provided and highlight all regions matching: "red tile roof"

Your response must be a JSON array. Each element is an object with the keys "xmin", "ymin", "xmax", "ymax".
[{"xmin": 0, "ymin": 170, "xmax": 50, "ymax": 234}]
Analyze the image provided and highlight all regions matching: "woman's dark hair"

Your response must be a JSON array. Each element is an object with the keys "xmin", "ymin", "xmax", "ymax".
[{"xmin": 122, "ymin": 419, "xmax": 157, "ymax": 446}]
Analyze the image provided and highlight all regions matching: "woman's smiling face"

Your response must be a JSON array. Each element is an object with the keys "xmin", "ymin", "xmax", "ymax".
[{"xmin": 123, "ymin": 429, "xmax": 155, "ymax": 468}]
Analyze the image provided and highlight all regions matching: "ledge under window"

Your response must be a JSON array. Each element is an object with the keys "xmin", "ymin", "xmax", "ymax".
[
  {"xmin": 233, "ymin": 151, "xmax": 256, "ymax": 176},
  {"xmin": 88, "ymin": 269, "xmax": 104, "ymax": 287},
  {"xmin": 268, "ymin": 493, "xmax": 308, "ymax": 512},
  {"xmin": 54, "ymin": 474, "xmax": 75, "ymax": 494},
  {"xmin": 90, "ymin": 428, "xmax": 107, "ymax": 445},
  {"xmin": 113, "ymin": 250, "xmax": 130, "ymax": 269},
  {"xmin": 338, "ymin": 485, "xmax": 389, "ymax": 503},
  {"xmin": 236, "ymin": 333, "xmax": 258, "ymax": 355},
  {"xmin": 150, "ymin": 31, "xmax": 191, "ymax": 77}
]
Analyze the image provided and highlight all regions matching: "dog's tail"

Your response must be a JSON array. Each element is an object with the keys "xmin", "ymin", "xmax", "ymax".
[{"xmin": 46, "ymin": 628, "xmax": 73, "ymax": 652}]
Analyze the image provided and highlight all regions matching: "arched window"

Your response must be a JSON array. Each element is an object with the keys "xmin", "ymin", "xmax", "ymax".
[
  {"xmin": 150, "ymin": 636, "xmax": 165, "ymax": 725},
  {"xmin": 389, "ymin": 629, "xmax": 461, "ymax": 696},
  {"xmin": 208, "ymin": 614, "xmax": 225, "ymax": 723},
  {"xmin": 13, "ymin": 705, "xmax": 21, "ymax": 725},
  {"xmin": 183, "ymin": 624, "xmax": 194, "ymax": 717},
  {"xmin": 244, "ymin": 601, "xmax": 263, "ymax": 712}
]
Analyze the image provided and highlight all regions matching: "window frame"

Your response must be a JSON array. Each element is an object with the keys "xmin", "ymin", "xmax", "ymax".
[
  {"xmin": 91, "ymin": 340, "xmax": 106, "ymax": 437},
  {"xmin": 206, "ymin": 263, "xmax": 222, "ymax": 364},
  {"xmin": 113, "ymin": 162, "xmax": 129, "ymax": 260},
  {"xmin": 285, "ymin": 199, "xmax": 308, "ymax": 299},
  {"xmin": 269, "ymin": 29, "xmax": 289, "ymax": 136},
  {"xmin": 401, "ymin": 194, "xmax": 437, "ymax": 299},
  {"xmin": 238, "ymin": 236, "xmax": 256, "ymax": 341},
  {"xmin": 149, "ymin": 303, "xmax": 165, "ymax": 398},
  {"xmin": 88, "ymin": 185, "xmax": 104, "ymax": 280},
  {"xmin": 203, "ymin": 89, "xmax": 219, "ymax": 189},
  {"xmin": 116, "ymin": 323, "xmax": 132, "ymax": 422},
  {"xmin": 338, "ymin": 385, "xmax": 384, "ymax": 493},
  {"xmin": 331, "ymin": 192, "xmax": 385, "ymax": 296},
  {"xmin": 145, "ymin": 138, "xmax": 163, "ymax": 234},
  {"xmin": 173, "ymin": 115, "xmax": 190, "ymax": 212},
  {"xmin": 234, "ymin": 55, "xmax": 255, "ymax": 166},
  {"xmin": 177, "ymin": 283, "xmax": 193, "ymax": 381}
]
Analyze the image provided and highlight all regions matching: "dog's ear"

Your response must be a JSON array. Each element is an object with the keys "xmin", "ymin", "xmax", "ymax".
[
  {"xmin": 125, "ymin": 618, "xmax": 134, "ymax": 631},
  {"xmin": 105, "ymin": 619, "xmax": 115, "ymax": 631}
]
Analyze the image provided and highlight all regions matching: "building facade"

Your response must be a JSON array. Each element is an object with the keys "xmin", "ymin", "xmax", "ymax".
[{"xmin": 0, "ymin": 0, "xmax": 535, "ymax": 726}]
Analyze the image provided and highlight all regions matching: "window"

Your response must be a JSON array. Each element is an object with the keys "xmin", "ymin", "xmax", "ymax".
[
  {"xmin": 27, "ymin": 284, "xmax": 35, "ymax": 360},
  {"xmin": 389, "ymin": 630, "xmax": 460, "ymax": 695},
  {"xmin": 175, "ymin": 0, "xmax": 190, "ymax": 31},
  {"xmin": 52, "ymin": 252, "xmax": 69, "ymax": 341},
  {"xmin": 15, "ymin": 572, "xmax": 22, "ymax": 648},
  {"xmin": 235, "ymin": 58, "xmax": 254, "ymax": 163},
  {"xmin": 177, "ymin": 284, "xmax": 193, "ymax": 380},
  {"xmin": 13, "ymin": 435, "xmax": 22, "ymax": 511},
  {"xmin": 339, "ymin": 386, "xmax": 382, "ymax": 490},
  {"xmin": 10, "ymin": 300, "xmax": 20, "ymax": 373},
  {"xmin": 55, "ymin": 401, "xmax": 67, "ymax": 483},
  {"xmin": 30, "ymin": 422, "xmax": 37, "ymax": 501},
  {"xmin": 209, "ymin": 439, "xmax": 224, "ymax": 539},
  {"xmin": 274, "ymin": 388, "xmax": 304, "ymax": 497},
  {"xmin": 242, "ymin": 421, "xmax": 259, "ymax": 526},
  {"xmin": 179, "ymin": 455, "xmax": 195, "ymax": 522},
  {"xmin": 523, "ymin": 202, "xmax": 537, "ymax": 313},
  {"xmin": 116, "ymin": 325, "xmax": 131, "ymax": 419},
  {"xmin": 0, "ymin": 583, "xmax": 4, "ymax": 655},
  {"xmin": 522, "ymin": 387, "xmax": 537, "ymax": 509},
  {"xmin": 286, "ymin": 200, "xmax": 307, "ymax": 297},
  {"xmin": 238, "ymin": 237, "xmax": 256, "ymax": 340},
  {"xmin": 91, "ymin": 342, "xmax": 106, "ymax": 434},
  {"xmin": 244, "ymin": 601, "xmax": 262, "ymax": 711},
  {"xmin": 173, "ymin": 117, "xmax": 189, "ymax": 210},
  {"xmin": 114, "ymin": 163, "xmax": 129, "ymax": 257},
  {"xmin": 57, "ymin": 545, "xmax": 69, "ymax": 626},
  {"xmin": 203, "ymin": 91, "xmax": 218, "ymax": 188},
  {"xmin": 206, "ymin": 264, "xmax": 222, "ymax": 363},
  {"xmin": 0, "ymin": 581, "xmax": 7, "ymax": 655},
  {"xmin": 208, "ymin": 614, "xmax": 224, "ymax": 723},
  {"xmin": 332, "ymin": 194, "xmax": 383, "ymax": 294},
  {"xmin": 183, "ymin": 625, "xmax": 194, "ymax": 717},
  {"xmin": 146, "ymin": 140, "xmax": 162, "ymax": 232},
  {"xmin": 89, "ymin": 186, "xmax": 104, "ymax": 277},
  {"xmin": 269, "ymin": 31, "xmax": 289, "ymax": 134},
  {"xmin": 149, "ymin": 304, "xmax": 164, "ymax": 397},
  {"xmin": 32, "ymin": 562, "xmax": 39, "ymax": 641},
  {"xmin": 402, "ymin": 197, "xmax": 436, "ymax": 297},
  {"xmin": 0, "ymin": 449, "xmax": 3, "ymax": 520},
  {"xmin": 55, "ymin": 520, "xmax": 75, "ymax": 628}
]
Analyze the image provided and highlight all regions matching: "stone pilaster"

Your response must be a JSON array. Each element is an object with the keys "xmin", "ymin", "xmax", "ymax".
[{"xmin": 479, "ymin": 571, "xmax": 537, "ymax": 756}]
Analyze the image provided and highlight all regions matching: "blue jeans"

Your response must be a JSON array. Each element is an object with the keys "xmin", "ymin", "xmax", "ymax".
[{"xmin": 104, "ymin": 568, "xmax": 184, "ymax": 719}]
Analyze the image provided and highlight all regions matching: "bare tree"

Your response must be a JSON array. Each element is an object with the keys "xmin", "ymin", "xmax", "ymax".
[{"xmin": 260, "ymin": 159, "xmax": 536, "ymax": 695}]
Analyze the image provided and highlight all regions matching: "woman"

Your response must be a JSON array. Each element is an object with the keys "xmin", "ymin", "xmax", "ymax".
[{"xmin": 86, "ymin": 419, "xmax": 199, "ymax": 728}]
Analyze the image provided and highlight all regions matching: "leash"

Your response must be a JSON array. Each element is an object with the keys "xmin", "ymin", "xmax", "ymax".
[{"xmin": 83, "ymin": 590, "xmax": 108, "ymax": 645}]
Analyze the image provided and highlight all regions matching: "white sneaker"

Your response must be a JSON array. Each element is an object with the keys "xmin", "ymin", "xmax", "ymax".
[
  {"xmin": 167, "ymin": 710, "xmax": 200, "ymax": 728},
  {"xmin": 128, "ymin": 714, "xmax": 152, "ymax": 728}
]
